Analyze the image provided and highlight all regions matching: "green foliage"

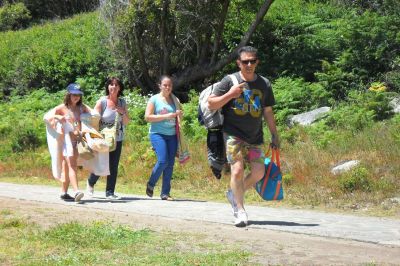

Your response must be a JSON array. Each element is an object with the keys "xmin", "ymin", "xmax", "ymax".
[
  {"xmin": 20, "ymin": 0, "xmax": 98, "ymax": 20},
  {"xmin": 0, "ymin": 12, "xmax": 110, "ymax": 96},
  {"xmin": 0, "ymin": 89, "xmax": 63, "ymax": 155},
  {"xmin": 11, "ymin": 127, "xmax": 41, "ymax": 152},
  {"xmin": 255, "ymin": 0, "xmax": 348, "ymax": 80},
  {"xmin": 338, "ymin": 167, "xmax": 373, "ymax": 192},
  {"xmin": 282, "ymin": 173, "xmax": 295, "ymax": 186},
  {"xmin": 306, "ymin": 122, "xmax": 337, "ymax": 148},
  {"xmin": 316, "ymin": 60, "xmax": 361, "ymax": 100},
  {"xmin": 273, "ymin": 77, "xmax": 332, "ymax": 125},
  {"xmin": 338, "ymin": 11, "xmax": 400, "ymax": 82},
  {"xmin": 0, "ymin": 2, "xmax": 31, "ymax": 31},
  {"xmin": 124, "ymin": 90, "xmax": 150, "ymax": 142},
  {"xmin": 324, "ymin": 90, "xmax": 394, "ymax": 131},
  {"xmin": 384, "ymin": 70, "xmax": 400, "ymax": 92},
  {"xmin": 181, "ymin": 90, "xmax": 206, "ymax": 141}
]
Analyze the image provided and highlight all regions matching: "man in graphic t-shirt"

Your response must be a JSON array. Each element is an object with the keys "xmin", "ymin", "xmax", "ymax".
[{"xmin": 208, "ymin": 46, "xmax": 280, "ymax": 227}]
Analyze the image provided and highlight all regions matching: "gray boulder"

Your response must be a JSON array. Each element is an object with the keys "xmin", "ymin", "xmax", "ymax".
[
  {"xmin": 331, "ymin": 160, "xmax": 360, "ymax": 175},
  {"xmin": 389, "ymin": 97, "xmax": 400, "ymax": 113},
  {"xmin": 289, "ymin": 106, "xmax": 331, "ymax": 126}
]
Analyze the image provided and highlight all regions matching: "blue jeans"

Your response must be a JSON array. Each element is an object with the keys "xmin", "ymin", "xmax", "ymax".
[
  {"xmin": 88, "ymin": 141, "xmax": 123, "ymax": 196},
  {"xmin": 148, "ymin": 133, "xmax": 178, "ymax": 197}
]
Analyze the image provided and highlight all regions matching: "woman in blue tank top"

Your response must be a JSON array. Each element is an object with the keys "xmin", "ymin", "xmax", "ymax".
[{"xmin": 144, "ymin": 75, "xmax": 182, "ymax": 200}]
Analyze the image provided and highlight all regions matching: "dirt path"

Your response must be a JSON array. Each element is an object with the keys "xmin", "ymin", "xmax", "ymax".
[{"xmin": 2, "ymin": 197, "xmax": 399, "ymax": 265}]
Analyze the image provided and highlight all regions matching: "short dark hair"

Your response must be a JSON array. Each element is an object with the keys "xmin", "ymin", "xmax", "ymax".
[
  {"xmin": 105, "ymin": 77, "xmax": 124, "ymax": 97},
  {"xmin": 237, "ymin": 46, "xmax": 258, "ymax": 59}
]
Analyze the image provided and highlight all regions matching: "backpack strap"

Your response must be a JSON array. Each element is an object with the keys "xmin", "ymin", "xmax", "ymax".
[{"xmin": 228, "ymin": 74, "xmax": 239, "ymax": 86}]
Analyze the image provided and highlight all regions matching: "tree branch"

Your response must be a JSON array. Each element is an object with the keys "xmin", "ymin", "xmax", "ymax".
[
  {"xmin": 133, "ymin": 27, "xmax": 155, "ymax": 89},
  {"xmin": 174, "ymin": 0, "xmax": 275, "ymax": 89},
  {"xmin": 210, "ymin": 0, "xmax": 230, "ymax": 64}
]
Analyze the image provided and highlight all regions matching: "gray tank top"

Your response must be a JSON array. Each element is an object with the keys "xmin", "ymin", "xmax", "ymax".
[{"xmin": 100, "ymin": 97, "xmax": 126, "ymax": 142}]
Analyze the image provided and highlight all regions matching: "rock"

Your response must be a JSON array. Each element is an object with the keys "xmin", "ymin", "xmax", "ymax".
[
  {"xmin": 289, "ymin": 107, "xmax": 331, "ymax": 126},
  {"xmin": 331, "ymin": 160, "xmax": 360, "ymax": 175},
  {"xmin": 389, "ymin": 197, "xmax": 400, "ymax": 204},
  {"xmin": 389, "ymin": 97, "xmax": 400, "ymax": 113}
]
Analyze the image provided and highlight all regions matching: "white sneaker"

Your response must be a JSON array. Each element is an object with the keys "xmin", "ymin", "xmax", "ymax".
[
  {"xmin": 234, "ymin": 210, "xmax": 248, "ymax": 227},
  {"xmin": 106, "ymin": 194, "xmax": 121, "ymax": 200},
  {"xmin": 225, "ymin": 189, "xmax": 238, "ymax": 217},
  {"xmin": 87, "ymin": 181, "xmax": 94, "ymax": 196},
  {"xmin": 74, "ymin": 191, "xmax": 84, "ymax": 202}
]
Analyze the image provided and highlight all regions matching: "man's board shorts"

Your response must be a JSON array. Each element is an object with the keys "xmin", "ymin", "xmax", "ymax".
[{"xmin": 224, "ymin": 134, "xmax": 264, "ymax": 164}]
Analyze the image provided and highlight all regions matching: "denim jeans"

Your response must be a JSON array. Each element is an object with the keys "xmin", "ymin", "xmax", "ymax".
[
  {"xmin": 88, "ymin": 141, "xmax": 123, "ymax": 196},
  {"xmin": 147, "ymin": 133, "xmax": 178, "ymax": 197}
]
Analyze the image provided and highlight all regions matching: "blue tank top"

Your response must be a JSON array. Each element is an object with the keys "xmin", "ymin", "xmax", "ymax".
[{"xmin": 148, "ymin": 94, "xmax": 176, "ymax": 135}]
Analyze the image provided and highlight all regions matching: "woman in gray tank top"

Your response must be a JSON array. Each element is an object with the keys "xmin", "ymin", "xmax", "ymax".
[{"xmin": 87, "ymin": 77, "xmax": 130, "ymax": 199}]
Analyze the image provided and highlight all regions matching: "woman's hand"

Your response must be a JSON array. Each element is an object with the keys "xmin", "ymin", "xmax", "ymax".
[
  {"xmin": 176, "ymin": 110, "xmax": 183, "ymax": 118},
  {"xmin": 115, "ymin": 105, "xmax": 126, "ymax": 115},
  {"xmin": 166, "ymin": 112, "xmax": 178, "ymax": 119}
]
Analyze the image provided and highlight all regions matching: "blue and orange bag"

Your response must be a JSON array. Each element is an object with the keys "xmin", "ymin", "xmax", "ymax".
[{"xmin": 255, "ymin": 147, "xmax": 284, "ymax": 201}]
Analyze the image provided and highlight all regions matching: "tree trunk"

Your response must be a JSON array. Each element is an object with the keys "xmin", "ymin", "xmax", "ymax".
[
  {"xmin": 211, "ymin": 0, "xmax": 230, "ymax": 65},
  {"xmin": 160, "ymin": 0, "xmax": 171, "ymax": 75}
]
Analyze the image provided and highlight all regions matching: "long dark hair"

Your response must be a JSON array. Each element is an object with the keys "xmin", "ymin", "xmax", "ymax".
[
  {"xmin": 158, "ymin": 75, "xmax": 173, "ymax": 86},
  {"xmin": 105, "ymin": 77, "xmax": 124, "ymax": 97},
  {"xmin": 63, "ymin": 93, "xmax": 82, "ymax": 108}
]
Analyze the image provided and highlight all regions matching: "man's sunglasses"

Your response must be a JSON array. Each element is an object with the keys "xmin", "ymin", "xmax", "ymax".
[{"xmin": 240, "ymin": 59, "xmax": 257, "ymax": 65}]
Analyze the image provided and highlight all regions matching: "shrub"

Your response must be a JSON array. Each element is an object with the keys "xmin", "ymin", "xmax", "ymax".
[
  {"xmin": 21, "ymin": 0, "xmax": 98, "ymax": 20},
  {"xmin": 282, "ymin": 173, "xmax": 295, "ymax": 186},
  {"xmin": 383, "ymin": 70, "xmax": 400, "ymax": 92},
  {"xmin": 11, "ymin": 127, "xmax": 42, "ymax": 152},
  {"xmin": 0, "ymin": 12, "xmax": 110, "ymax": 96},
  {"xmin": 324, "ymin": 90, "xmax": 394, "ymax": 131},
  {"xmin": 273, "ymin": 77, "xmax": 332, "ymax": 125},
  {"xmin": 338, "ymin": 167, "xmax": 373, "ymax": 192},
  {"xmin": 0, "ymin": 2, "xmax": 31, "ymax": 31},
  {"xmin": 181, "ymin": 90, "xmax": 207, "ymax": 141}
]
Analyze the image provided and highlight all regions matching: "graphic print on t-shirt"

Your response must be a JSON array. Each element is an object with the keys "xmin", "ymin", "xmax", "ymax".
[
  {"xmin": 232, "ymin": 88, "xmax": 263, "ymax": 117},
  {"xmin": 160, "ymin": 107, "xmax": 175, "ymax": 126}
]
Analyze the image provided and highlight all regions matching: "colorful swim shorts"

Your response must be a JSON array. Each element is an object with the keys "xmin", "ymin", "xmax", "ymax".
[{"xmin": 224, "ymin": 134, "xmax": 264, "ymax": 164}]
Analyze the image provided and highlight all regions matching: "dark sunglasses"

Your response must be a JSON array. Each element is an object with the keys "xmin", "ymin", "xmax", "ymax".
[{"xmin": 240, "ymin": 59, "xmax": 257, "ymax": 65}]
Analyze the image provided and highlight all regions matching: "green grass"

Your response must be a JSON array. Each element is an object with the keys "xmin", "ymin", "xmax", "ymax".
[{"xmin": 0, "ymin": 215, "xmax": 251, "ymax": 265}]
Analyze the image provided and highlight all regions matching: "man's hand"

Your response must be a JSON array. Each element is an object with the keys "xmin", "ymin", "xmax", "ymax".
[
  {"xmin": 227, "ymin": 82, "xmax": 246, "ymax": 99},
  {"xmin": 270, "ymin": 133, "xmax": 280, "ymax": 149}
]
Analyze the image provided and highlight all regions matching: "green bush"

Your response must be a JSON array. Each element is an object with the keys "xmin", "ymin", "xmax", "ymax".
[
  {"xmin": 0, "ymin": 2, "xmax": 31, "ymax": 31},
  {"xmin": 338, "ymin": 167, "xmax": 373, "ymax": 192},
  {"xmin": 182, "ymin": 90, "xmax": 207, "ymax": 141},
  {"xmin": 11, "ymin": 127, "xmax": 42, "ymax": 152},
  {"xmin": 0, "ymin": 11, "xmax": 110, "ymax": 96},
  {"xmin": 21, "ymin": 0, "xmax": 98, "ymax": 20},
  {"xmin": 273, "ymin": 77, "xmax": 332, "ymax": 125},
  {"xmin": 384, "ymin": 70, "xmax": 400, "ymax": 92},
  {"xmin": 324, "ymin": 90, "xmax": 394, "ymax": 131},
  {"xmin": 254, "ymin": 0, "xmax": 347, "ymax": 80}
]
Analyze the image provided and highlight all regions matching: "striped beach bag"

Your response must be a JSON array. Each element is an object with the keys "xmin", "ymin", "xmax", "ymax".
[{"xmin": 255, "ymin": 147, "xmax": 284, "ymax": 201}]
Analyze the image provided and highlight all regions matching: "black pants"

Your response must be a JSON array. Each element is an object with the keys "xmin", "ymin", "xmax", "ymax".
[{"xmin": 88, "ymin": 141, "xmax": 123, "ymax": 196}]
